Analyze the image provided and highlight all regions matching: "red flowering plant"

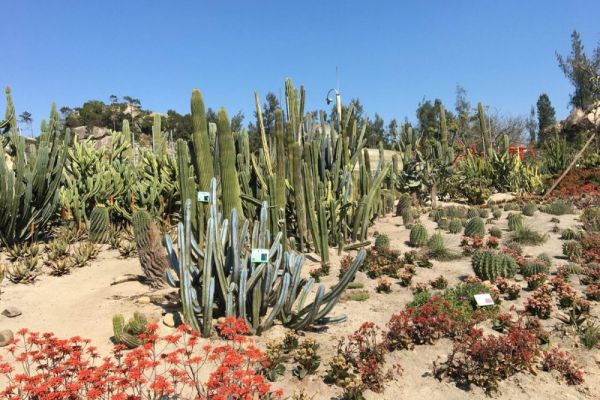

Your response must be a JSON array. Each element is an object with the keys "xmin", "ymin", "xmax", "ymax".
[
  {"xmin": 542, "ymin": 347, "xmax": 585, "ymax": 385},
  {"xmin": 0, "ymin": 318, "xmax": 283, "ymax": 400}
]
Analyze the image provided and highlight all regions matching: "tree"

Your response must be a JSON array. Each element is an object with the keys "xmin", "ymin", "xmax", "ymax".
[
  {"xmin": 556, "ymin": 30, "xmax": 600, "ymax": 110},
  {"xmin": 18, "ymin": 111, "xmax": 33, "ymax": 136},
  {"xmin": 385, "ymin": 118, "xmax": 399, "ymax": 145},
  {"xmin": 365, "ymin": 113, "xmax": 385, "ymax": 147},
  {"xmin": 536, "ymin": 93, "xmax": 556, "ymax": 143},
  {"xmin": 230, "ymin": 110, "xmax": 245, "ymax": 133},
  {"xmin": 526, "ymin": 106, "xmax": 537, "ymax": 145}
]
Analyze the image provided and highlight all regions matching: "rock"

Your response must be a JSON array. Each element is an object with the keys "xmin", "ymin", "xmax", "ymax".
[
  {"xmin": 136, "ymin": 296, "xmax": 151, "ymax": 305},
  {"xmin": 0, "ymin": 330, "xmax": 13, "ymax": 347},
  {"xmin": 594, "ymin": 353, "xmax": 600, "ymax": 365},
  {"xmin": 163, "ymin": 313, "xmax": 175, "ymax": 327},
  {"xmin": 216, "ymin": 317, "xmax": 226, "ymax": 325},
  {"xmin": 1, "ymin": 307, "xmax": 22, "ymax": 318}
]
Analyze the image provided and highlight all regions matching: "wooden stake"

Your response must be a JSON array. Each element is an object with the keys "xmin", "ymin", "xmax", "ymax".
[{"xmin": 543, "ymin": 131, "xmax": 596, "ymax": 199}]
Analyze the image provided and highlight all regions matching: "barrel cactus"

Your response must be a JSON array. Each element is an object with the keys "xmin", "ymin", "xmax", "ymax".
[
  {"xmin": 472, "ymin": 250, "xmax": 517, "ymax": 282},
  {"xmin": 396, "ymin": 193, "xmax": 412, "ymax": 216},
  {"xmin": 492, "ymin": 209, "xmax": 502, "ymax": 220},
  {"xmin": 507, "ymin": 213, "xmax": 523, "ymax": 231},
  {"xmin": 562, "ymin": 240, "xmax": 583, "ymax": 261},
  {"xmin": 401, "ymin": 208, "xmax": 414, "ymax": 227},
  {"xmin": 437, "ymin": 218, "xmax": 449, "ymax": 230},
  {"xmin": 520, "ymin": 258, "xmax": 550, "ymax": 277},
  {"xmin": 409, "ymin": 224, "xmax": 428, "ymax": 247},
  {"xmin": 560, "ymin": 228, "xmax": 580, "ymax": 241},
  {"xmin": 89, "ymin": 206, "xmax": 110, "ymax": 243},
  {"xmin": 478, "ymin": 208, "xmax": 490, "ymax": 219},
  {"xmin": 448, "ymin": 219, "xmax": 463, "ymax": 234},
  {"xmin": 522, "ymin": 202, "xmax": 537, "ymax": 217},
  {"xmin": 374, "ymin": 234, "xmax": 390, "ymax": 251},
  {"xmin": 464, "ymin": 217, "xmax": 485, "ymax": 238},
  {"xmin": 467, "ymin": 208, "xmax": 480, "ymax": 219}
]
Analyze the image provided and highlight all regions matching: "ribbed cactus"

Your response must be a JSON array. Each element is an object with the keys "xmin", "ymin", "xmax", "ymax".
[
  {"xmin": 0, "ymin": 89, "xmax": 71, "ymax": 246},
  {"xmin": 472, "ymin": 250, "xmax": 517, "ymax": 282},
  {"xmin": 217, "ymin": 108, "xmax": 243, "ymax": 219},
  {"xmin": 507, "ymin": 213, "xmax": 524, "ymax": 231},
  {"xmin": 522, "ymin": 202, "xmax": 537, "ymax": 217},
  {"xmin": 89, "ymin": 206, "xmax": 110, "ymax": 243},
  {"xmin": 401, "ymin": 208, "xmax": 414, "ymax": 227},
  {"xmin": 165, "ymin": 178, "xmax": 366, "ymax": 337},
  {"xmin": 409, "ymin": 224, "xmax": 428, "ymax": 247},
  {"xmin": 467, "ymin": 208, "xmax": 480, "ymax": 219},
  {"xmin": 478, "ymin": 102, "xmax": 492, "ymax": 156},
  {"xmin": 437, "ymin": 218, "xmax": 449, "ymax": 230},
  {"xmin": 374, "ymin": 234, "xmax": 390, "ymax": 250},
  {"xmin": 396, "ymin": 193, "xmax": 412, "ymax": 216},
  {"xmin": 132, "ymin": 209, "xmax": 167, "ymax": 288},
  {"xmin": 448, "ymin": 219, "xmax": 463, "ymax": 234},
  {"xmin": 520, "ymin": 259, "xmax": 550, "ymax": 277},
  {"xmin": 112, "ymin": 312, "xmax": 149, "ymax": 349},
  {"xmin": 427, "ymin": 232, "xmax": 445, "ymax": 252},
  {"xmin": 464, "ymin": 217, "xmax": 485, "ymax": 238}
]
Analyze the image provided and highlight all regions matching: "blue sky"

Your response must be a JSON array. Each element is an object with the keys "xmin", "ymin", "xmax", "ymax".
[{"xmin": 2, "ymin": 1, "xmax": 599, "ymax": 130}]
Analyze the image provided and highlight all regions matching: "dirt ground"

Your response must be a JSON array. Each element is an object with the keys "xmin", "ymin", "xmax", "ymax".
[{"xmin": 0, "ymin": 204, "xmax": 599, "ymax": 399}]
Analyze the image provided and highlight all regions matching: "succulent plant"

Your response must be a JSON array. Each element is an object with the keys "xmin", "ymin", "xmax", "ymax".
[
  {"xmin": 112, "ymin": 312, "xmax": 149, "ymax": 349},
  {"xmin": 492, "ymin": 209, "xmax": 502, "ymax": 220},
  {"xmin": 374, "ymin": 234, "xmax": 390, "ymax": 250},
  {"xmin": 478, "ymin": 208, "xmax": 490, "ymax": 219},
  {"xmin": 560, "ymin": 228, "xmax": 581, "ymax": 241},
  {"xmin": 541, "ymin": 199, "xmax": 574, "ymax": 216},
  {"xmin": 437, "ymin": 218, "xmax": 450, "ymax": 230},
  {"xmin": 520, "ymin": 258, "xmax": 550, "ymax": 277},
  {"xmin": 488, "ymin": 227, "xmax": 503, "ymax": 239},
  {"xmin": 396, "ymin": 193, "xmax": 412, "ymax": 216},
  {"xmin": 510, "ymin": 226, "xmax": 547, "ymax": 245},
  {"xmin": 467, "ymin": 208, "xmax": 480, "ymax": 219},
  {"xmin": 89, "ymin": 205, "xmax": 110, "ymax": 243},
  {"xmin": 464, "ymin": 217, "xmax": 485, "ymax": 238},
  {"xmin": 409, "ymin": 224, "xmax": 428, "ymax": 247},
  {"xmin": 401, "ymin": 208, "xmax": 414, "ymax": 227},
  {"xmin": 471, "ymin": 250, "xmax": 517, "ymax": 282},
  {"xmin": 522, "ymin": 202, "xmax": 537, "ymax": 217},
  {"xmin": 132, "ymin": 210, "xmax": 168, "ymax": 288},
  {"xmin": 448, "ymin": 219, "xmax": 463, "ymax": 234},
  {"xmin": 562, "ymin": 241, "xmax": 583, "ymax": 261},
  {"xmin": 507, "ymin": 213, "xmax": 524, "ymax": 231}
]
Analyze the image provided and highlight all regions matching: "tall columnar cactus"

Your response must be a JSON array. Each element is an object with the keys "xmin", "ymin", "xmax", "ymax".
[
  {"xmin": 0, "ymin": 88, "xmax": 71, "ymax": 246},
  {"xmin": 472, "ymin": 250, "xmax": 517, "ymax": 282},
  {"xmin": 89, "ymin": 206, "xmax": 110, "ymax": 243},
  {"xmin": 164, "ymin": 178, "xmax": 365, "ymax": 337},
  {"xmin": 464, "ymin": 217, "xmax": 485, "ymax": 238},
  {"xmin": 477, "ymin": 102, "xmax": 492, "ymax": 156},
  {"xmin": 291, "ymin": 142, "xmax": 307, "ymax": 250},
  {"xmin": 409, "ymin": 224, "xmax": 428, "ymax": 247},
  {"xmin": 152, "ymin": 114, "xmax": 167, "ymax": 156},
  {"xmin": 132, "ymin": 209, "xmax": 168, "ymax": 288},
  {"xmin": 216, "ymin": 108, "xmax": 243, "ymax": 219}
]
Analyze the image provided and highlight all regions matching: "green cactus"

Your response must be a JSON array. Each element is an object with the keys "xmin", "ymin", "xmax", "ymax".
[
  {"xmin": 217, "ymin": 108, "xmax": 243, "ymax": 219},
  {"xmin": 560, "ymin": 228, "xmax": 580, "ymax": 241},
  {"xmin": 507, "ymin": 213, "xmax": 524, "ymax": 232},
  {"xmin": 164, "ymin": 178, "xmax": 366, "ymax": 336},
  {"xmin": 112, "ymin": 312, "xmax": 149, "ymax": 349},
  {"xmin": 562, "ymin": 240, "xmax": 583, "ymax": 260},
  {"xmin": 472, "ymin": 250, "xmax": 517, "ymax": 282},
  {"xmin": 401, "ymin": 208, "xmax": 414, "ymax": 227},
  {"xmin": 488, "ymin": 226, "xmax": 503, "ymax": 239},
  {"xmin": 448, "ymin": 219, "xmax": 463, "ymax": 234},
  {"xmin": 437, "ymin": 218, "xmax": 450, "ymax": 230},
  {"xmin": 467, "ymin": 208, "xmax": 480, "ymax": 219},
  {"xmin": 0, "ymin": 89, "xmax": 71, "ymax": 246},
  {"xmin": 396, "ymin": 193, "xmax": 412, "ymax": 216},
  {"xmin": 522, "ymin": 202, "xmax": 537, "ymax": 216},
  {"xmin": 374, "ymin": 234, "xmax": 390, "ymax": 250},
  {"xmin": 492, "ymin": 209, "xmax": 502, "ymax": 220},
  {"xmin": 427, "ymin": 232, "xmax": 445, "ymax": 252},
  {"xmin": 89, "ymin": 206, "xmax": 110, "ymax": 243},
  {"xmin": 520, "ymin": 258, "xmax": 550, "ymax": 277},
  {"xmin": 409, "ymin": 224, "xmax": 428, "ymax": 247},
  {"xmin": 464, "ymin": 217, "xmax": 485, "ymax": 238},
  {"xmin": 132, "ymin": 209, "xmax": 168, "ymax": 288}
]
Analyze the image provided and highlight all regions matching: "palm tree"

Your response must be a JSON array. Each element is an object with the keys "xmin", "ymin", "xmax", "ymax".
[{"xmin": 18, "ymin": 111, "xmax": 33, "ymax": 137}]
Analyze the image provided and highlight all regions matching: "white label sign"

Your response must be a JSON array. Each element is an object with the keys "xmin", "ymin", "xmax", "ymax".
[
  {"xmin": 474, "ymin": 293, "xmax": 495, "ymax": 307},
  {"xmin": 251, "ymin": 248, "xmax": 269, "ymax": 263},
  {"xmin": 197, "ymin": 191, "xmax": 210, "ymax": 203}
]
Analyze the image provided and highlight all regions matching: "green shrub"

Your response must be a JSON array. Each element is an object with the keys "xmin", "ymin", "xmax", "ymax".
[
  {"xmin": 510, "ymin": 227, "xmax": 547, "ymax": 246},
  {"xmin": 541, "ymin": 199, "xmax": 574, "ymax": 216}
]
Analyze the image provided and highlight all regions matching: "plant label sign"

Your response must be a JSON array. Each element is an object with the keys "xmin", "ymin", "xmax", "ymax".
[
  {"xmin": 197, "ymin": 191, "xmax": 210, "ymax": 203},
  {"xmin": 474, "ymin": 293, "xmax": 495, "ymax": 307},
  {"xmin": 251, "ymin": 248, "xmax": 269, "ymax": 263}
]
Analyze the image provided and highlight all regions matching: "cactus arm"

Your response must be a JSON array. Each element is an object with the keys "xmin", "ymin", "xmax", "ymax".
[{"xmin": 258, "ymin": 272, "xmax": 290, "ymax": 333}]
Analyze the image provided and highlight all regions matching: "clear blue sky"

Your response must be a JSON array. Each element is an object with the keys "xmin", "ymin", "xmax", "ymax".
[{"xmin": 3, "ymin": 1, "xmax": 599, "ymax": 130}]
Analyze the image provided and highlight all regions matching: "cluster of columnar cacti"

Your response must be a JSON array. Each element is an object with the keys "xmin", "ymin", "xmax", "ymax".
[
  {"xmin": 472, "ymin": 250, "xmax": 517, "ymax": 282},
  {"xmin": 464, "ymin": 217, "xmax": 485, "ymax": 238},
  {"xmin": 0, "ymin": 87, "xmax": 71, "ymax": 246},
  {"xmin": 176, "ymin": 81, "xmax": 392, "ymax": 268},
  {"xmin": 164, "ymin": 178, "xmax": 366, "ymax": 337}
]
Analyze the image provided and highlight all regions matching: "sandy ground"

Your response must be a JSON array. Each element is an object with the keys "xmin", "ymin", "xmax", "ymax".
[{"xmin": 0, "ymin": 205, "xmax": 599, "ymax": 399}]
